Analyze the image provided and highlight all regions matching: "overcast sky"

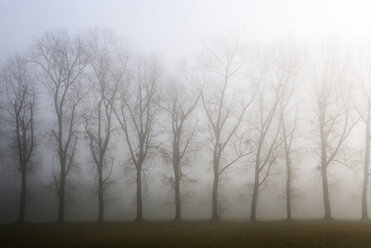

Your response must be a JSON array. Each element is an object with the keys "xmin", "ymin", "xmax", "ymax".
[{"xmin": 1, "ymin": 0, "xmax": 371, "ymax": 67}]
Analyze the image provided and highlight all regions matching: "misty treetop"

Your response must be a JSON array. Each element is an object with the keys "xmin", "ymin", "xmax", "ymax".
[{"xmin": 0, "ymin": 29, "xmax": 369, "ymax": 223}]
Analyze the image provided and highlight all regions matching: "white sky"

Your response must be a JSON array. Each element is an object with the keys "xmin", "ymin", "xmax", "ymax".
[{"xmin": 1, "ymin": 0, "xmax": 371, "ymax": 66}]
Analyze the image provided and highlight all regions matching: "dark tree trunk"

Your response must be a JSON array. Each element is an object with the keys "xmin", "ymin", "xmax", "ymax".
[
  {"xmin": 211, "ymin": 171, "xmax": 219, "ymax": 221},
  {"xmin": 250, "ymin": 160, "xmax": 260, "ymax": 222},
  {"xmin": 284, "ymin": 138, "xmax": 292, "ymax": 220},
  {"xmin": 362, "ymin": 110, "xmax": 370, "ymax": 220},
  {"xmin": 286, "ymin": 163, "xmax": 292, "ymax": 220},
  {"xmin": 98, "ymin": 165, "xmax": 104, "ymax": 222},
  {"xmin": 18, "ymin": 167, "xmax": 26, "ymax": 223},
  {"xmin": 320, "ymin": 119, "xmax": 331, "ymax": 220},
  {"xmin": 250, "ymin": 151, "xmax": 261, "ymax": 222},
  {"xmin": 362, "ymin": 164, "xmax": 369, "ymax": 220},
  {"xmin": 174, "ymin": 165, "xmax": 181, "ymax": 221},
  {"xmin": 281, "ymin": 113, "xmax": 292, "ymax": 221},
  {"xmin": 136, "ymin": 167, "xmax": 143, "ymax": 221},
  {"xmin": 321, "ymin": 165, "xmax": 331, "ymax": 220},
  {"xmin": 57, "ymin": 164, "xmax": 65, "ymax": 223}
]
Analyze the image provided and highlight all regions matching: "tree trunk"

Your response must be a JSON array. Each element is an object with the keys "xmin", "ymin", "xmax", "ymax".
[
  {"xmin": 286, "ymin": 164, "xmax": 292, "ymax": 220},
  {"xmin": 57, "ymin": 164, "xmax": 65, "ymax": 223},
  {"xmin": 320, "ymin": 120, "xmax": 331, "ymax": 220},
  {"xmin": 250, "ymin": 180, "xmax": 259, "ymax": 222},
  {"xmin": 211, "ymin": 170, "xmax": 219, "ymax": 221},
  {"xmin": 98, "ymin": 165, "xmax": 104, "ymax": 222},
  {"xmin": 362, "ymin": 110, "xmax": 370, "ymax": 220},
  {"xmin": 284, "ymin": 135, "xmax": 292, "ymax": 220},
  {"xmin": 18, "ymin": 166, "xmax": 26, "ymax": 223},
  {"xmin": 174, "ymin": 166, "xmax": 181, "ymax": 221},
  {"xmin": 250, "ymin": 162, "xmax": 260, "ymax": 222},
  {"xmin": 321, "ymin": 165, "xmax": 331, "ymax": 220},
  {"xmin": 281, "ymin": 113, "xmax": 292, "ymax": 220},
  {"xmin": 136, "ymin": 167, "xmax": 143, "ymax": 221}
]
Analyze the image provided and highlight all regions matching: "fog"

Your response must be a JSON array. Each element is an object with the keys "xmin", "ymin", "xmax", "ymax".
[{"xmin": 1, "ymin": 0, "xmax": 371, "ymax": 223}]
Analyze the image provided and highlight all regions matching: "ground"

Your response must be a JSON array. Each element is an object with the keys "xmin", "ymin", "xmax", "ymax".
[{"xmin": 1, "ymin": 220, "xmax": 371, "ymax": 247}]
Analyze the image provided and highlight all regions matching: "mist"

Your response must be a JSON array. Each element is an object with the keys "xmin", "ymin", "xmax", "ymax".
[{"xmin": 1, "ymin": 0, "xmax": 371, "ymax": 226}]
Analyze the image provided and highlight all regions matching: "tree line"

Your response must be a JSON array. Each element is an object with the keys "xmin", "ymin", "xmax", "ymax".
[{"xmin": 0, "ymin": 30, "xmax": 369, "ymax": 223}]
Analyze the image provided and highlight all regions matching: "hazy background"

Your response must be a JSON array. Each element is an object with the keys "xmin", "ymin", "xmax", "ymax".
[
  {"xmin": 0, "ymin": 0, "xmax": 370, "ymax": 222},
  {"xmin": 2, "ymin": 0, "xmax": 371, "ymax": 66}
]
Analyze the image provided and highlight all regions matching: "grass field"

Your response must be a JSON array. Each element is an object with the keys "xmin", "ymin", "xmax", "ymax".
[{"xmin": 1, "ymin": 220, "xmax": 371, "ymax": 247}]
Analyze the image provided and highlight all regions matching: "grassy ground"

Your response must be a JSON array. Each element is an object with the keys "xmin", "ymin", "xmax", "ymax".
[{"xmin": 1, "ymin": 220, "xmax": 371, "ymax": 247}]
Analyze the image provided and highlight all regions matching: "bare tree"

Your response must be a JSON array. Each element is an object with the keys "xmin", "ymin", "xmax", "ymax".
[
  {"xmin": 199, "ymin": 36, "xmax": 255, "ymax": 221},
  {"xmin": 279, "ymin": 102, "xmax": 298, "ymax": 221},
  {"xmin": 248, "ymin": 42, "xmax": 303, "ymax": 221},
  {"xmin": 157, "ymin": 78, "xmax": 200, "ymax": 221},
  {"xmin": 1, "ymin": 54, "xmax": 37, "ymax": 223},
  {"xmin": 355, "ymin": 85, "xmax": 371, "ymax": 220},
  {"xmin": 113, "ymin": 57, "xmax": 160, "ymax": 221},
  {"xmin": 351, "ymin": 47, "xmax": 371, "ymax": 220},
  {"xmin": 249, "ymin": 67, "xmax": 282, "ymax": 222},
  {"xmin": 275, "ymin": 42, "xmax": 303, "ymax": 220},
  {"xmin": 33, "ymin": 31, "xmax": 89, "ymax": 222},
  {"xmin": 313, "ymin": 42, "xmax": 358, "ymax": 220},
  {"xmin": 83, "ymin": 30, "xmax": 129, "ymax": 222}
]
